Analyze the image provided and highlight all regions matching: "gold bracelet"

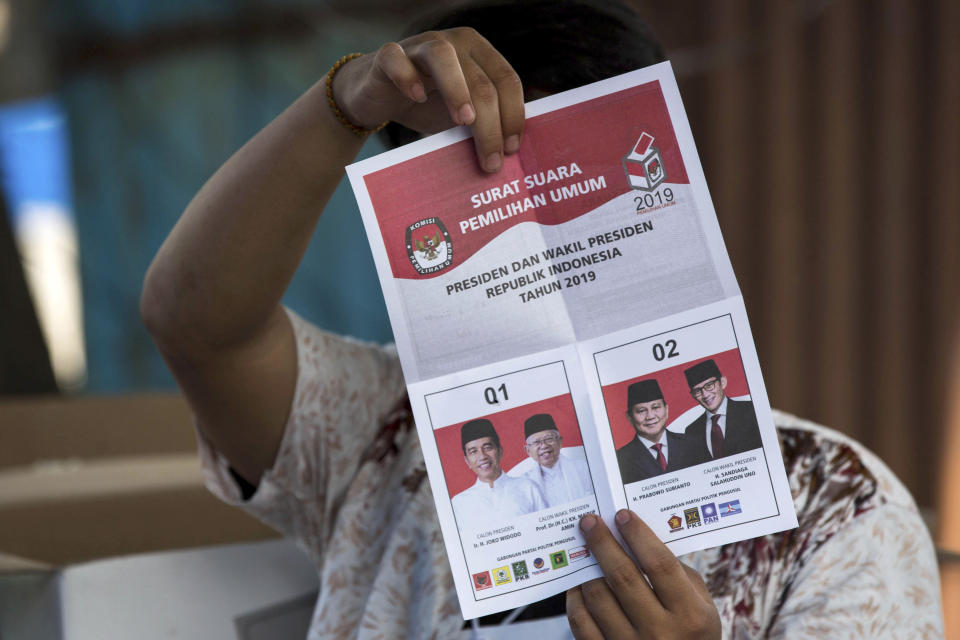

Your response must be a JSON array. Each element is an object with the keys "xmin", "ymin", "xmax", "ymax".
[{"xmin": 325, "ymin": 53, "xmax": 388, "ymax": 138}]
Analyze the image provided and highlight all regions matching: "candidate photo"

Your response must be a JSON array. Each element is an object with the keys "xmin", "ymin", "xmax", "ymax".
[
  {"xmin": 682, "ymin": 359, "xmax": 762, "ymax": 460},
  {"xmin": 615, "ymin": 379, "xmax": 704, "ymax": 484},
  {"xmin": 450, "ymin": 418, "xmax": 546, "ymax": 530},
  {"xmin": 512, "ymin": 413, "xmax": 594, "ymax": 508}
]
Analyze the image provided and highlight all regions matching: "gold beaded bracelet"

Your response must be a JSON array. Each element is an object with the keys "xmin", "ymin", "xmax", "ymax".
[{"xmin": 325, "ymin": 53, "xmax": 388, "ymax": 138}]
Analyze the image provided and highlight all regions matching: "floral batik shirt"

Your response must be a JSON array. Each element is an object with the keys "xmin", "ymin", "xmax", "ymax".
[{"xmin": 197, "ymin": 310, "xmax": 944, "ymax": 639}]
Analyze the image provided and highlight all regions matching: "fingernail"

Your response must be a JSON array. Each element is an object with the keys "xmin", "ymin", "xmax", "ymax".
[
  {"xmin": 411, "ymin": 81, "xmax": 427, "ymax": 103},
  {"xmin": 615, "ymin": 509, "xmax": 631, "ymax": 524},
  {"xmin": 580, "ymin": 514, "xmax": 597, "ymax": 532},
  {"xmin": 504, "ymin": 135, "xmax": 520, "ymax": 154},
  {"xmin": 485, "ymin": 152, "xmax": 502, "ymax": 172},
  {"xmin": 459, "ymin": 103, "xmax": 476, "ymax": 125}
]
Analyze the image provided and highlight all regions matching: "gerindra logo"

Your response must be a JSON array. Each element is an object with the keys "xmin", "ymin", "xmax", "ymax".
[{"xmin": 405, "ymin": 217, "xmax": 453, "ymax": 274}]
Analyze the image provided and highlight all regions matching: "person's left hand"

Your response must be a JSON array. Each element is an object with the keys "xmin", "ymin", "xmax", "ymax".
[{"xmin": 566, "ymin": 510, "xmax": 721, "ymax": 639}]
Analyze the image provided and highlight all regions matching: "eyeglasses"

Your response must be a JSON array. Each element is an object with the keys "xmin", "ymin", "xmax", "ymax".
[
  {"xmin": 526, "ymin": 435, "xmax": 559, "ymax": 448},
  {"xmin": 691, "ymin": 378, "xmax": 720, "ymax": 398}
]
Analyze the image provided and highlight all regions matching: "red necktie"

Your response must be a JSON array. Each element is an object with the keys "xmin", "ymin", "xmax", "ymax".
[
  {"xmin": 711, "ymin": 414, "xmax": 724, "ymax": 458},
  {"xmin": 652, "ymin": 443, "xmax": 667, "ymax": 471}
]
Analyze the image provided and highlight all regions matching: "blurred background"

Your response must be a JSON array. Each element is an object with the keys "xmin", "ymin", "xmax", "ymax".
[{"xmin": 0, "ymin": 0, "xmax": 957, "ymax": 634}]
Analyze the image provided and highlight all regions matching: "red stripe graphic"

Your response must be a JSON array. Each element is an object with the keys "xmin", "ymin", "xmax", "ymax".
[{"xmin": 365, "ymin": 80, "xmax": 690, "ymax": 279}]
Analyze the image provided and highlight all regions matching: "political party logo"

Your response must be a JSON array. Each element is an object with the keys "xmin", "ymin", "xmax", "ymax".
[
  {"xmin": 623, "ymin": 131, "xmax": 667, "ymax": 192},
  {"xmin": 667, "ymin": 514, "xmax": 684, "ymax": 532},
  {"xmin": 512, "ymin": 560, "xmax": 530, "ymax": 581},
  {"xmin": 405, "ymin": 217, "xmax": 453, "ymax": 275},
  {"xmin": 568, "ymin": 546, "xmax": 591, "ymax": 563},
  {"xmin": 550, "ymin": 550, "xmax": 569, "ymax": 570},
  {"xmin": 700, "ymin": 502, "xmax": 719, "ymax": 525},
  {"xmin": 719, "ymin": 500, "xmax": 742, "ymax": 517},
  {"xmin": 473, "ymin": 571, "xmax": 492, "ymax": 590},
  {"xmin": 684, "ymin": 507, "xmax": 702, "ymax": 528},
  {"xmin": 493, "ymin": 565, "xmax": 512, "ymax": 586},
  {"xmin": 532, "ymin": 556, "xmax": 550, "ymax": 575}
]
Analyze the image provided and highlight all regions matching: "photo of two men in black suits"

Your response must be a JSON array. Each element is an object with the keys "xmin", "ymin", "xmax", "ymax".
[{"xmin": 616, "ymin": 358, "xmax": 763, "ymax": 484}]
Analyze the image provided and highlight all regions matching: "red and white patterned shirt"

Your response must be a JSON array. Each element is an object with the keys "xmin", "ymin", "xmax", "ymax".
[{"xmin": 197, "ymin": 310, "xmax": 944, "ymax": 639}]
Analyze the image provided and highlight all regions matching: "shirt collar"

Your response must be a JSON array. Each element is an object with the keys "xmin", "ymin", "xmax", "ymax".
[{"xmin": 707, "ymin": 396, "xmax": 729, "ymax": 419}]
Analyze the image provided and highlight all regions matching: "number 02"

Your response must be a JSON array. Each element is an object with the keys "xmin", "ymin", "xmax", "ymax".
[{"xmin": 652, "ymin": 339, "xmax": 679, "ymax": 361}]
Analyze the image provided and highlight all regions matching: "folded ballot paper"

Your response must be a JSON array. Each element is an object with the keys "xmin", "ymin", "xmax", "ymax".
[{"xmin": 347, "ymin": 62, "xmax": 797, "ymax": 619}]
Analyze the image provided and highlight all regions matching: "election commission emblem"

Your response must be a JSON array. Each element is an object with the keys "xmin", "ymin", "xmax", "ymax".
[
  {"xmin": 494, "ymin": 565, "xmax": 512, "ymax": 586},
  {"xmin": 473, "ymin": 571, "xmax": 493, "ymax": 590},
  {"xmin": 667, "ymin": 514, "xmax": 683, "ymax": 532},
  {"xmin": 405, "ymin": 217, "xmax": 453, "ymax": 274},
  {"xmin": 622, "ymin": 131, "xmax": 667, "ymax": 192},
  {"xmin": 684, "ymin": 507, "xmax": 702, "ymax": 528}
]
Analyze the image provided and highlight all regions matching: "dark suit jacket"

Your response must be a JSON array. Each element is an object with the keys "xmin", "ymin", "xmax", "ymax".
[
  {"xmin": 616, "ymin": 430, "xmax": 704, "ymax": 484},
  {"xmin": 683, "ymin": 398, "xmax": 762, "ymax": 461}
]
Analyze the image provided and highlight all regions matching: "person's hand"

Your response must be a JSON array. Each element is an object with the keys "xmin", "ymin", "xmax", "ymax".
[
  {"xmin": 566, "ymin": 510, "xmax": 721, "ymax": 639},
  {"xmin": 331, "ymin": 28, "xmax": 524, "ymax": 172}
]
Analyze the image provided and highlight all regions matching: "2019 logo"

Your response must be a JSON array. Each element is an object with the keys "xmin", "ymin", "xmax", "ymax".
[
  {"xmin": 623, "ymin": 131, "xmax": 666, "ymax": 192},
  {"xmin": 405, "ymin": 217, "xmax": 453, "ymax": 274}
]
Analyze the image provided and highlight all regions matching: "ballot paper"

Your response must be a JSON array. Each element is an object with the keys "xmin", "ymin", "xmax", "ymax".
[{"xmin": 347, "ymin": 62, "xmax": 797, "ymax": 620}]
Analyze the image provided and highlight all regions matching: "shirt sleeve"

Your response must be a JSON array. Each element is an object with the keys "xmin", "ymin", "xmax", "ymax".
[
  {"xmin": 195, "ymin": 307, "xmax": 407, "ymax": 567},
  {"xmin": 768, "ymin": 501, "xmax": 944, "ymax": 638}
]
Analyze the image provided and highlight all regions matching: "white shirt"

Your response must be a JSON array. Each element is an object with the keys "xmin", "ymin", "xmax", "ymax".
[
  {"xmin": 704, "ymin": 397, "xmax": 728, "ymax": 458},
  {"xmin": 451, "ymin": 471, "xmax": 547, "ymax": 531},
  {"xmin": 523, "ymin": 453, "xmax": 593, "ymax": 507},
  {"xmin": 636, "ymin": 432, "xmax": 670, "ymax": 463}
]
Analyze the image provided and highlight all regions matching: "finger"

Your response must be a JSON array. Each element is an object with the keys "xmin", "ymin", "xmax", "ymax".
[
  {"xmin": 373, "ymin": 42, "xmax": 427, "ymax": 104},
  {"xmin": 467, "ymin": 32, "xmax": 525, "ymax": 154},
  {"xmin": 579, "ymin": 513, "xmax": 663, "ymax": 629},
  {"xmin": 579, "ymin": 579, "xmax": 637, "ymax": 639},
  {"xmin": 566, "ymin": 586, "xmax": 605, "ymax": 640},
  {"xmin": 681, "ymin": 562, "xmax": 714, "ymax": 604},
  {"xmin": 459, "ymin": 56, "xmax": 505, "ymax": 172},
  {"xmin": 406, "ymin": 37, "xmax": 476, "ymax": 126},
  {"xmin": 614, "ymin": 509, "xmax": 692, "ymax": 612}
]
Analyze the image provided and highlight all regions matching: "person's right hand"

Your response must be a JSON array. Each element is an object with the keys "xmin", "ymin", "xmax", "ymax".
[{"xmin": 331, "ymin": 28, "xmax": 525, "ymax": 172}]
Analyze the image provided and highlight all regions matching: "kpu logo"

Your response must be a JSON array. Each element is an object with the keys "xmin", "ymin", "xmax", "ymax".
[
  {"xmin": 405, "ymin": 217, "xmax": 453, "ymax": 274},
  {"xmin": 623, "ymin": 131, "xmax": 666, "ymax": 192}
]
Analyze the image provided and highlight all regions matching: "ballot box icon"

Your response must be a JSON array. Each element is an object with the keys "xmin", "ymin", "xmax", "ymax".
[{"xmin": 623, "ymin": 132, "xmax": 666, "ymax": 191}]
